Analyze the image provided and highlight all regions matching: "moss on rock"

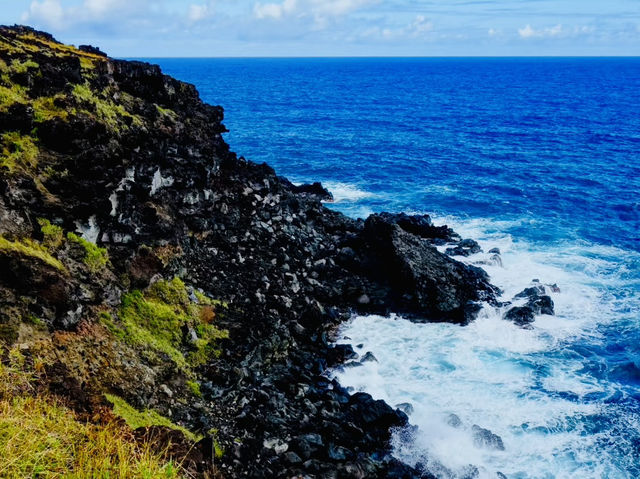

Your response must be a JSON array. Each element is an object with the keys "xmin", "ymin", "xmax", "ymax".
[
  {"xmin": 104, "ymin": 278, "xmax": 228, "ymax": 374},
  {"xmin": 0, "ymin": 235, "xmax": 66, "ymax": 272}
]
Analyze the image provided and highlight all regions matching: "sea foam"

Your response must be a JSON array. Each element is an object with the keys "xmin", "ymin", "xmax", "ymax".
[{"xmin": 332, "ymin": 216, "xmax": 640, "ymax": 479}]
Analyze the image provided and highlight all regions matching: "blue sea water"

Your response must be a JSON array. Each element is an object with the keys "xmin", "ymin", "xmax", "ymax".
[{"xmin": 149, "ymin": 58, "xmax": 640, "ymax": 478}]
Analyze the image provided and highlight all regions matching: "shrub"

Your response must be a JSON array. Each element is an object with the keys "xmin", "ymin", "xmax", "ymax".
[{"xmin": 38, "ymin": 218, "xmax": 63, "ymax": 250}]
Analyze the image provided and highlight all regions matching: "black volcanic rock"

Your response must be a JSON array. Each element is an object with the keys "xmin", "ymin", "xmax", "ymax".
[{"xmin": 355, "ymin": 214, "xmax": 498, "ymax": 323}]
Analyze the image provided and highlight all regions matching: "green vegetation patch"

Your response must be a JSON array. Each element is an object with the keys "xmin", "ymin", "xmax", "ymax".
[
  {"xmin": 0, "ymin": 361, "xmax": 181, "ymax": 478},
  {"xmin": 104, "ymin": 278, "xmax": 228, "ymax": 373},
  {"xmin": 0, "ymin": 83, "xmax": 27, "ymax": 111},
  {"xmin": 67, "ymin": 232, "xmax": 109, "ymax": 273},
  {"xmin": 0, "ymin": 131, "xmax": 39, "ymax": 173},
  {"xmin": 33, "ymin": 94, "xmax": 70, "ymax": 122},
  {"xmin": 104, "ymin": 394, "xmax": 200, "ymax": 442},
  {"xmin": 72, "ymin": 83, "xmax": 142, "ymax": 132},
  {"xmin": 10, "ymin": 58, "xmax": 39, "ymax": 74},
  {"xmin": 38, "ymin": 218, "xmax": 63, "ymax": 251},
  {"xmin": 0, "ymin": 236, "xmax": 66, "ymax": 272}
]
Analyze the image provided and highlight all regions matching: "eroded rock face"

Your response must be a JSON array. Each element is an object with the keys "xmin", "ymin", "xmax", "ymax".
[{"xmin": 0, "ymin": 25, "xmax": 495, "ymax": 478}]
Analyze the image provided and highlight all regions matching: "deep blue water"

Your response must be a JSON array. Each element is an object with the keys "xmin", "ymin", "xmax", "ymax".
[{"xmin": 146, "ymin": 58, "xmax": 640, "ymax": 478}]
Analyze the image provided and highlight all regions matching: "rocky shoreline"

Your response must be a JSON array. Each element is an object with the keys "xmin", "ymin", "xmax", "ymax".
[{"xmin": 0, "ymin": 26, "xmax": 556, "ymax": 478}]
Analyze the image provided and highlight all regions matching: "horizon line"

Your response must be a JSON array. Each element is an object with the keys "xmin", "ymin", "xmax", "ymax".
[{"xmin": 124, "ymin": 55, "xmax": 640, "ymax": 59}]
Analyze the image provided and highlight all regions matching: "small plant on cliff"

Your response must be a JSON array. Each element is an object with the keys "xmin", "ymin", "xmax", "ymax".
[
  {"xmin": 9, "ymin": 58, "xmax": 39, "ymax": 74},
  {"xmin": 37, "ymin": 218, "xmax": 63, "ymax": 250},
  {"xmin": 0, "ymin": 131, "xmax": 38, "ymax": 173},
  {"xmin": 67, "ymin": 232, "xmax": 109, "ymax": 273}
]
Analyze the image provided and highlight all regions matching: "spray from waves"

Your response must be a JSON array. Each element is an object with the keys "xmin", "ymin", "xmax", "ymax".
[
  {"xmin": 332, "ymin": 216, "xmax": 640, "ymax": 479},
  {"xmin": 322, "ymin": 181, "xmax": 377, "ymax": 203}
]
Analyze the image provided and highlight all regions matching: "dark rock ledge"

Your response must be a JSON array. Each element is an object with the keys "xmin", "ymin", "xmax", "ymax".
[{"xmin": 0, "ymin": 26, "xmax": 501, "ymax": 478}]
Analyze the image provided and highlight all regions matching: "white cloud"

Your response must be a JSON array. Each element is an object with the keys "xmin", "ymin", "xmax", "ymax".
[
  {"xmin": 488, "ymin": 28, "xmax": 500, "ymax": 37},
  {"xmin": 310, "ymin": 0, "xmax": 373, "ymax": 17},
  {"xmin": 254, "ymin": 0, "xmax": 297, "ymax": 20},
  {"xmin": 188, "ymin": 2, "xmax": 216, "ymax": 23},
  {"xmin": 409, "ymin": 15, "xmax": 433, "ymax": 36},
  {"xmin": 22, "ymin": 0, "xmax": 65, "ymax": 29},
  {"xmin": 518, "ymin": 24, "xmax": 563, "ymax": 39},
  {"xmin": 253, "ymin": 0, "xmax": 375, "ymax": 23},
  {"xmin": 518, "ymin": 23, "xmax": 596, "ymax": 40}
]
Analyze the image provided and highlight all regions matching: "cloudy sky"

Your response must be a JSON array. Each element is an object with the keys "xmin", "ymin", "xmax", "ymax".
[{"xmin": 3, "ymin": 0, "xmax": 640, "ymax": 57}]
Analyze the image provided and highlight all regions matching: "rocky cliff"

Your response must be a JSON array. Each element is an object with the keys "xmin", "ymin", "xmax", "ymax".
[{"xmin": 0, "ymin": 26, "xmax": 499, "ymax": 478}]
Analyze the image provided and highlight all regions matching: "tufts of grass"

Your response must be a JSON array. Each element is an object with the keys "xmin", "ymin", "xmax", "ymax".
[
  {"xmin": 10, "ymin": 58, "xmax": 39, "ymax": 74},
  {"xmin": 0, "ymin": 236, "xmax": 66, "ymax": 272},
  {"xmin": 0, "ymin": 83, "xmax": 27, "ymax": 111},
  {"xmin": 103, "ymin": 278, "xmax": 228, "ymax": 374},
  {"xmin": 0, "ymin": 131, "xmax": 38, "ymax": 174},
  {"xmin": 33, "ymin": 94, "xmax": 70, "ymax": 122},
  {"xmin": 38, "ymin": 218, "xmax": 64, "ymax": 251},
  {"xmin": 104, "ymin": 394, "xmax": 200, "ymax": 442},
  {"xmin": 186, "ymin": 380, "xmax": 202, "ymax": 398},
  {"xmin": 0, "ymin": 362, "xmax": 182, "ymax": 479},
  {"xmin": 67, "ymin": 232, "xmax": 109, "ymax": 273}
]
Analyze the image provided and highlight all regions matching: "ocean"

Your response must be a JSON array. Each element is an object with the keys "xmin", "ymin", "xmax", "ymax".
[{"xmin": 148, "ymin": 58, "xmax": 640, "ymax": 479}]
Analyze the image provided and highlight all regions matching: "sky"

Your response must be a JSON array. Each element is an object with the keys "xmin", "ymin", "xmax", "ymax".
[{"xmin": 2, "ymin": 0, "xmax": 640, "ymax": 57}]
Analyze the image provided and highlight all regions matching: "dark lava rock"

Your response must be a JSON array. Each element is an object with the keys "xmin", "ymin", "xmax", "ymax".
[
  {"xmin": 471, "ymin": 425, "xmax": 505, "ymax": 451},
  {"xmin": 506, "ymin": 284, "xmax": 555, "ymax": 327},
  {"xmin": 446, "ymin": 238, "xmax": 482, "ymax": 257},
  {"xmin": 78, "ymin": 44, "xmax": 107, "ymax": 57},
  {"xmin": 358, "ymin": 215, "xmax": 498, "ymax": 323},
  {"xmin": 280, "ymin": 177, "xmax": 334, "ymax": 201},
  {"xmin": 528, "ymin": 294, "xmax": 554, "ymax": 315},
  {"xmin": 395, "ymin": 402, "xmax": 414, "ymax": 415},
  {"xmin": 503, "ymin": 306, "xmax": 536, "ymax": 327},
  {"xmin": 361, "ymin": 351, "xmax": 378, "ymax": 363},
  {"xmin": 447, "ymin": 414, "xmax": 462, "ymax": 428},
  {"xmin": 378, "ymin": 212, "xmax": 461, "ymax": 244}
]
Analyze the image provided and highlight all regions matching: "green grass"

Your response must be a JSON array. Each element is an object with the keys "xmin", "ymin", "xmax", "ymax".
[
  {"xmin": 0, "ymin": 363, "xmax": 182, "ymax": 479},
  {"xmin": 0, "ymin": 131, "xmax": 39, "ymax": 173},
  {"xmin": 0, "ymin": 236, "xmax": 66, "ymax": 272},
  {"xmin": 104, "ymin": 394, "xmax": 200, "ymax": 442},
  {"xmin": 103, "ymin": 278, "xmax": 228, "ymax": 374},
  {"xmin": 0, "ymin": 83, "xmax": 27, "ymax": 111},
  {"xmin": 33, "ymin": 94, "xmax": 70, "ymax": 122},
  {"xmin": 67, "ymin": 232, "xmax": 109, "ymax": 273},
  {"xmin": 10, "ymin": 58, "xmax": 39, "ymax": 74}
]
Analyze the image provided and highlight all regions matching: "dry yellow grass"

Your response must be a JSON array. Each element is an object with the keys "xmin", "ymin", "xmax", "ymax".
[{"xmin": 0, "ymin": 361, "xmax": 183, "ymax": 478}]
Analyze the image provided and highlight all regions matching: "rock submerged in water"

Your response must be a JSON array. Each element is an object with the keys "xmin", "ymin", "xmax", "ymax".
[
  {"xmin": 446, "ymin": 238, "xmax": 482, "ymax": 257},
  {"xmin": 472, "ymin": 425, "xmax": 505, "ymax": 451},
  {"xmin": 503, "ymin": 282, "xmax": 556, "ymax": 327}
]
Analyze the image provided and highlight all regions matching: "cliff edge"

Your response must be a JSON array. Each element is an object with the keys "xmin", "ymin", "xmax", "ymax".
[{"xmin": 0, "ymin": 26, "xmax": 498, "ymax": 478}]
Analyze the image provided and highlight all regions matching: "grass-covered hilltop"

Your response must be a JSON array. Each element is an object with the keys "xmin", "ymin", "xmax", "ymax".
[{"xmin": 0, "ymin": 25, "xmax": 499, "ymax": 478}]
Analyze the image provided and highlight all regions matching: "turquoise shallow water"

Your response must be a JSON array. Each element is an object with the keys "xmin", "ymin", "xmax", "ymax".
[{"xmin": 146, "ymin": 58, "xmax": 640, "ymax": 478}]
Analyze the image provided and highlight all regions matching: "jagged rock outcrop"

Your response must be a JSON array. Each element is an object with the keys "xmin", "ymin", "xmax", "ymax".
[{"xmin": 0, "ymin": 26, "xmax": 500, "ymax": 478}]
